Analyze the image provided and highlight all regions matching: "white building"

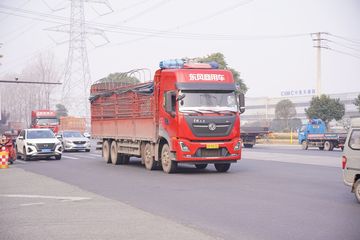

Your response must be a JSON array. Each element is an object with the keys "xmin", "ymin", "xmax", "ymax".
[{"xmin": 242, "ymin": 92, "xmax": 360, "ymax": 123}]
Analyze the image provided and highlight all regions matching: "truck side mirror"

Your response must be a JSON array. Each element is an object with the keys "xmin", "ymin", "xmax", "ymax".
[
  {"xmin": 18, "ymin": 136, "xmax": 24, "ymax": 140},
  {"xmin": 165, "ymin": 91, "xmax": 176, "ymax": 117},
  {"xmin": 238, "ymin": 93, "xmax": 245, "ymax": 114}
]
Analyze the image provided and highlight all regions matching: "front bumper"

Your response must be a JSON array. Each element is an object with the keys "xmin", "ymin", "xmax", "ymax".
[
  {"xmin": 63, "ymin": 142, "xmax": 91, "ymax": 151},
  {"xmin": 26, "ymin": 144, "xmax": 62, "ymax": 158},
  {"xmin": 173, "ymin": 138, "xmax": 241, "ymax": 163}
]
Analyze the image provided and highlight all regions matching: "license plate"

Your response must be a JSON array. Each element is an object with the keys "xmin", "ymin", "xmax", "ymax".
[
  {"xmin": 42, "ymin": 149, "xmax": 51, "ymax": 152},
  {"xmin": 206, "ymin": 144, "xmax": 219, "ymax": 149}
]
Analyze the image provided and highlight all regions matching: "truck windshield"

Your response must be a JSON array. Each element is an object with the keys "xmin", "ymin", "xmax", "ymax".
[
  {"xmin": 36, "ymin": 118, "xmax": 59, "ymax": 126},
  {"xmin": 179, "ymin": 91, "xmax": 237, "ymax": 112},
  {"xmin": 27, "ymin": 130, "xmax": 55, "ymax": 139}
]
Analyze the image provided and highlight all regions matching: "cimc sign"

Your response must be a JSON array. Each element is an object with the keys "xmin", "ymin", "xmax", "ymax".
[{"xmin": 281, "ymin": 89, "xmax": 316, "ymax": 97}]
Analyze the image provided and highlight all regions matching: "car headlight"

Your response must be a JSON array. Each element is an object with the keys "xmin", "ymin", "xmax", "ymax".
[{"xmin": 26, "ymin": 142, "xmax": 35, "ymax": 146}]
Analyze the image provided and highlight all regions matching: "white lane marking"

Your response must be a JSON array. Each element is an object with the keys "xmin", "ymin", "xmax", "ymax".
[
  {"xmin": 20, "ymin": 202, "xmax": 45, "ymax": 207},
  {"xmin": 243, "ymin": 151, "xmax": 340, "ymax": 168},
  {"xmin": 0, "ymin": 194, "xmax": 91, "ymax": 202},
  {"xmin": 88, "ymin": 153, "xmax": 101, "ymax": 157},
  {"xmin": 16, "ymin": 160, "xmax": 27, "ymax": 164},
  {"xmin": 62, "ymin": 155, "xmax": 79, "ymax": 160}
]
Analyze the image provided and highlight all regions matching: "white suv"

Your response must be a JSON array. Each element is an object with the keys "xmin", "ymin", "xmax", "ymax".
[
  {"xmin": 16, "ymin": 129, "xmax": 63, "ymax": 160},
  {"xmin": 342, "ymin": 118, "xmax": 360, "ymax": 203}
]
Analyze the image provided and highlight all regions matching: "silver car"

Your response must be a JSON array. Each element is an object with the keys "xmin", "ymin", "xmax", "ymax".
[
  {"xmin": 342, "ymin": 117, "xmax": 360, "ymax": 203},
  {"xmin": 58, "ymin": 131, "xmax": 91, "ymax": 152}
]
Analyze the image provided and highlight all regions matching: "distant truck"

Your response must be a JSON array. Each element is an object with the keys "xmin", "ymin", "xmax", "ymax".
[
  {"xmin": 90, "ymin": 59, "xmax": 245, "ymax": 173},
  {"xmin": 31, "ymin": 110, "xmax": 60, "ymax": 133},
  {"xmin": 59, "ymin": 116, "xmax": 86, "ymax": 133},
  {"xmin": 241, "ymin": 126, "xmax": 269, "ymax": 148},
  {"xmin": 298, "ymin": 118, "xmax": 347, "ymax": 151}
]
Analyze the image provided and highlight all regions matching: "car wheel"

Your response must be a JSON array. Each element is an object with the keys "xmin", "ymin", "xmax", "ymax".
[
  {"xmin": 55, "ymin": 154, "xmax": 61, "ymax": 160},
  {"xmin": 85, "ymin": 149, "xmax": 90, "ymax": 152},
  {"xmin": 16, "ymin": 147, "xmax": 21, "ymax": 159},
  {"xmin": 354, "ymin": 179, "xmax": 360, "ymax": 203},
  {"xmin": 23, "ymin": 147, "xmax": 28, "ymax": 161}
]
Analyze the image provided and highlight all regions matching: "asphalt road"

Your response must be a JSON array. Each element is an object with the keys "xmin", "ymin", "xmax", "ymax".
[{"xmin": 5, "ymin": 144, "xmax": 360, "ymax": 240}]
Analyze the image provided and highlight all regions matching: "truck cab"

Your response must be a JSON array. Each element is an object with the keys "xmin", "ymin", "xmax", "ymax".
[
  {"xmin": 31, "ymin": 110, "xmax": 60, "ymax": 133},
  {"xmin": 298, "ymin": 118, "xmax": 326, "ymax": 144},
  {"xmin": 156, "ymin": 61, "xmax": 244, "ymax": 172}
]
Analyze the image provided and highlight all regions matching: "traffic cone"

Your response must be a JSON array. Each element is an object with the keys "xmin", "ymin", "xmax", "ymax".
[{"xmin": 0, "ymin": 147, "xmax": 9, "ymax": 169}]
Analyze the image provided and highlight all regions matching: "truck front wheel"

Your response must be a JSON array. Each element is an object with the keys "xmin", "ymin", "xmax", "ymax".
[
  {"xmin": 103, "ymin": 140, "xmax": 111, "ymax": 163},
  {"xmin": 301, "ymin": 141, "xmax": 308, "ymax": 150},
  {"xmin": 161, "ymin": 144, "xmax": 177, "ymax": 174},
  {"xmin": 214, "ymin": 163, "xmax": 231, "ymax": 172}
]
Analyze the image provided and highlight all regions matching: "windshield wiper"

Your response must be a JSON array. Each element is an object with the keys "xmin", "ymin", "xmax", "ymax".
[{"xmin": 181, "ymin": 109, "xmax": 204, "ymax": 115}]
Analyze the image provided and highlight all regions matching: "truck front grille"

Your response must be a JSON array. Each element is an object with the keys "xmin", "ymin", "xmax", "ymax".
[
  {"xmin": 36, "ymin": 143, "xmax": 55, "ymax": 150},
  {"xmin": 194, "ymin": 148, "xmax": 229, "ymax": 158}
]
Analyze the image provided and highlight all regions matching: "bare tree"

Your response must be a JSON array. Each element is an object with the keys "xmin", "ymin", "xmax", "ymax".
[{"xmin": 0, "ymin": 52, "xmax": 61, "ymax": 127}]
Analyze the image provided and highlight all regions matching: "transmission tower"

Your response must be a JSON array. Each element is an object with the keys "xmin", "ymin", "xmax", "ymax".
[
  {"xmin": 46, "ymin": 0, "xmax": 112, "ymax": 117},
  {"xmin": 63, "ymin": 0, "xmax": 91, "ymax": 117}
]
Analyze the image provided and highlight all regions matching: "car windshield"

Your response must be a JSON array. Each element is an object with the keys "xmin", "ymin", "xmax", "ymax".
[
  {"xmin": 63, "ymin": 131, "xmax": 83, "ymax": 138},
  {"xmin": 27, "ymin": 130, "xmax": 55, "ymax": 139},
  {"xmin": 179, "ymin": 91, "xmax": 237, "ymax": 112},
  {"xmin": 36, "ymin": 118, "xmax": 59, "ymax": 126}
]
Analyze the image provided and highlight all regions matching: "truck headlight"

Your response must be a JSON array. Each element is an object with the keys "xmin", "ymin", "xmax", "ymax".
[
  {"xmin": 234, "ymin": 141, "xmax": 241, "ymax": 151},
  {"xmin": 179, "ymin": 142, "xmax": 190, "ymax": 152}
]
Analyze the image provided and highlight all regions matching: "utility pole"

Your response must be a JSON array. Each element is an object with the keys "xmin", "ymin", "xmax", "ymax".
[{"xmin": 311, "ymin": 32, "xmax": 329, "ymax": 97}]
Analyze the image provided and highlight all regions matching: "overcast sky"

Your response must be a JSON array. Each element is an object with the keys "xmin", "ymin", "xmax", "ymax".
[{"xmin": 0, "ymin": 0, "xmax": 359, "ymax": 98}]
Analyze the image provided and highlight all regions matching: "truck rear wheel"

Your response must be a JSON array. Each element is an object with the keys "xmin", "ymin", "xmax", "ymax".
[
  {"xmin": 110, "ymin": 141, "xmax": 121, "ymax": 165},
  {"xmin": 103, "ymin": 140, "xmax": 111, "ymax": 163},
  {"xmin": 214, "ymin": 163, "xmax": 231, "ymax": 172},
  {"xmin": 161, "ymin": 144, "xmax": 177, "ymax": 174},
  {"xmin": 144, "ymin": 143, "xmax": 155, "ymax": 170},
  {"xmin": 324, "ymin": 141, "xmax": 333, "ymax": 151},
  {"xmin": 301, "ymin": 141, "xmax": 308, "ymax": 150},
  {"xmin": 244, "ymin": 144, "xmax": 253, "ymax": 148}
]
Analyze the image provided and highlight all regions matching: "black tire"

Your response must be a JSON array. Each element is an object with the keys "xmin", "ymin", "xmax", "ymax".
[
  {"xmin": 319, "ymin": 147, "xmax": 324, "ymax": 150},
  {"xmin": 144, "ymin": 143, "xmax": 156, "ymax": 170},
  {"xmin": 301, "ymin": 141, "xmax": 308, "ymax": 150},
  {"xmin": 85, "ymin": 149, "xmax": 90, "ymax": 152},
  {"xmin": 195, "ymin": 164, "xmax": 208, "ymax": 169},
  {"xmin": 214, "ymin": 163, "xmax": 231, "ymax": 172},
  {"xmin": 110, "ymin": 141, "xmax": 121, "ymax": 165},
  {"xmin": 244, "ymin": 144, "xmax": 253, "ymax": 148},
  {"xmin": 324, "ymin": 141, "xmax": 333, "ymax": 151},
  {"xmin": 161, "ymin": 144, "xmax": 177, "ymax": 174},
  {"xmin": 23, "ymin": 147, "xmax": 29, "ymax": 161},
  {"xmin": 354, "ymin": 179, "xmax": 360, "ymax": 203},
  {"xmin": 341, "ymin": 146, "xmax": 344, "ymax": 151},
  {"xmin": 102, "ymin": 140, "xmax": 111, "ymax": 163},
  {"xmin": 55, "ymin": 154, "xmax": 61, "ymax": 160},
  {"xmin": 16, "ymin": 147, "xmax": 21, "ymax": 159}
]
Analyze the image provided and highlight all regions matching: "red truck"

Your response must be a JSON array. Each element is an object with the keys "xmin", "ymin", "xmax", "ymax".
[
  {"xmin": 31, "ymin": 110, "xmax": 60, "ymax": 133},
  {"xmin": 90, "ymin": 60, "xmax": 245, "ymax": 173}
]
